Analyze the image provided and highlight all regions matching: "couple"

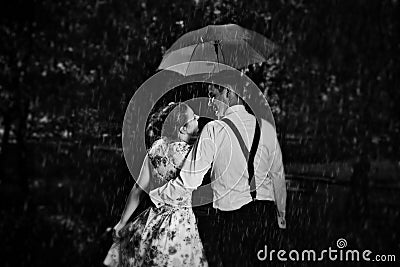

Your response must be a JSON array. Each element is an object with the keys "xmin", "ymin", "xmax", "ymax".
[{"xmin": 104, "ymin": 82, "xmax": 287, "ymax": 267}]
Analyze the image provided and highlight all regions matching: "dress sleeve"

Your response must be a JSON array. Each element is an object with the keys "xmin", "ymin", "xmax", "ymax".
[{"xmin": 147, "ymin": 138, "xmax": 177, "ymax": 182}]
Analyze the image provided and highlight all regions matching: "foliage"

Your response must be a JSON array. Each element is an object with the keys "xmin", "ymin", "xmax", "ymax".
[{"xmin": 1, "ymin": 0, "xmax": 399, "ymax": 161}]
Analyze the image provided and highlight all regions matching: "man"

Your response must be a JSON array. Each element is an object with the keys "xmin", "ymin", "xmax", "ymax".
[{"xmin": 150, "ymin": 76, "xmax": 287, "ymax": 267}]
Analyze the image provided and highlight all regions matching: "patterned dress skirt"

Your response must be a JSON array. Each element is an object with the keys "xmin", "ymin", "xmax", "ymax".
[{"xmin": 104, "ymin": 205, "xmax": 208, "ymax": 267}]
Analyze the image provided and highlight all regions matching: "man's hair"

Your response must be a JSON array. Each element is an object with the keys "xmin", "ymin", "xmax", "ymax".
[
  {"xmin": 206, "ymin": 69, "xmax": 247, "ymax": 96},
  {"xmin": 209, "ymin": 83, "xmax": 246, "ymax": 106}
]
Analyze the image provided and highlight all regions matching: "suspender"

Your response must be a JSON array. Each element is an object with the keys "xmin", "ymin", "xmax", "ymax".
[{"xmin": 221, "ymin": 117, "xmax": 261, "ymax": 200}]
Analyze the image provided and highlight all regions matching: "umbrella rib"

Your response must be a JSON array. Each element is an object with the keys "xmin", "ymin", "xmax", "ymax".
[
  {"xmin": 184, "ymin": 43, "xmax": 201, "ymax": 76},
  {"xmin": 204, "ymin": 25, "xmax": 210, "ymax": 40}
]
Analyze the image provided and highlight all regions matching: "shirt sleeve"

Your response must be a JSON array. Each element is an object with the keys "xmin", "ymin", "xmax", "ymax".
[
  {"xmin": 269, "ymin": 139, "xmax": 287, "ymax": 227},
  {"xmin": 149, "ymin": 122, "xmax": 216, "ymax": 207}
]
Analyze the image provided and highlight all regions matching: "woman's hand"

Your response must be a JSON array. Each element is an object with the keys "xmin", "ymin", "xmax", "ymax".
[
  {"xmin": 277, "ymin": 216, "xmax": 286, "ymax": 229},
  {"xmin": 276, "ymin": 211, "xmax": 286, "ymax": 229},
  {"xmin": 113, "ymin": 221, "xmax": 126, "ymax": 238}
]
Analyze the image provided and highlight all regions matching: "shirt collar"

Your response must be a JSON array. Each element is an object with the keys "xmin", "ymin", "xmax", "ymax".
[{"xmin": 224, "ymin": 105, "xmax": 247, "ymax": 117}]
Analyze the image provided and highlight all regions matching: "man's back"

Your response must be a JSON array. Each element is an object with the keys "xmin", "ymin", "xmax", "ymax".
[{"xmin": 197, "ymin": 105, "xmax": 283, "ymax": 211}]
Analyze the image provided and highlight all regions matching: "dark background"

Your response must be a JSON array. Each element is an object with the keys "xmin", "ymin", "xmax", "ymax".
[{"xmin": 0, "ymin": 0, "xmax": 399, "ymax": 266}]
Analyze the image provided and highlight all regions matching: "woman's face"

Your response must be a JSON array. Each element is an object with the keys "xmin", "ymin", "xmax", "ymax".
[{"xmin": 181, "ymin": 107, "xmax": 199, "ymax": 139}]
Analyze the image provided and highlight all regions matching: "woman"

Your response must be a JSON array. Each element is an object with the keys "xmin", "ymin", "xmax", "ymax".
[{"xmin": 103, "ymin": 102, "xmax": 208, "ymax": 267}]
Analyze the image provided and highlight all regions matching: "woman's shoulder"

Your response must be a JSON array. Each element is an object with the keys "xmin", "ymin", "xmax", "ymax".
[
  {"xmin": 148, "ymin": 137, "xmax": 169, "ymax": 158},
  {"xmin": 147, "ymin": 138, "xmax": 192, "ymax": 182},
  {"xmin": 168, "ymin": 141, "xmax": 191, "ymax": 154},
  {"xmin": 167, "ymin": 141, "xmax": 191, "ymax": 167},
  {"xmin": 148, "ymin": 138, "xmax": 190, "ymax": 157}
]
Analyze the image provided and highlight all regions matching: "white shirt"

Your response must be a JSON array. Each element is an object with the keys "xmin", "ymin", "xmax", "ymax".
[{"xmin": 150, "ymin": 105, "xmax": 286, "ymax": 214}]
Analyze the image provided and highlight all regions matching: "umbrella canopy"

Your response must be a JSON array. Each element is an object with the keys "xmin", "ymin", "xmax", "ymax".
[
  {"xmin": 158, "ymin": 24, "xmax": 277, "ymax": 75},
  {"xmin": 164, "ymin": 60, "xmax": 232, "ymax": 76}
]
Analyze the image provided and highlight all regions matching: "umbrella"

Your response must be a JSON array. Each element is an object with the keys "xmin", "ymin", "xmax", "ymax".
[{"xmin": 158, "ymin": 24, "xmax": 277, "ymax": 75}]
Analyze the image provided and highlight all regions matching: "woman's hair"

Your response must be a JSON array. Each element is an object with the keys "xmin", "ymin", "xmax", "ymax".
[
  {"xmin": 161, "ymin": 102, "xmax": 190, "ymax": 139},
  {"xmin": 146, "ymin": 102, "xmax": 190, "ymax": 146}
]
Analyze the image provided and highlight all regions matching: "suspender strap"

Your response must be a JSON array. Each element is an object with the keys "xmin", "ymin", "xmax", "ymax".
[
  {"xmin": 221, "ymin": 118, "xmax": 249, "ymax": 159},
  {"xmin": 248, "ymin": 118, "xmax": 261, "ymax": 200},
  {"xmin": 221, "ymin": 117, "xmax": 261, "ymax": 200}
]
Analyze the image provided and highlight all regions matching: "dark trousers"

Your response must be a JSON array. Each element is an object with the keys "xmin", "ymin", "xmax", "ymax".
[{"xmin": 216, "ymin": 200, "xmax": 282, "ymax": 267}]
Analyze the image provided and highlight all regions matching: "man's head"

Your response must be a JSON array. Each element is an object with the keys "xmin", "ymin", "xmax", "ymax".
[
  {"xmin": 206, "ymin": 70, "xmax": 247, "ymax": 117},
  {"xmin": 207, "ymin": 83, "xmax": 244, "ymax": 117}
]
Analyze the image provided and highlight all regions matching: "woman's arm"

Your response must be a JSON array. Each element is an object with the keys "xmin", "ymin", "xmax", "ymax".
[{"xmin": 114, "ymin": 155, "xmax": 152, "ymax": 234}]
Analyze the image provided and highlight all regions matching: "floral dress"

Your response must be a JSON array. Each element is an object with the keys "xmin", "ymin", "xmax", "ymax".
[{"xmin": 104, "ymin": 139, "xmax": 208, "ymax": 267}]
